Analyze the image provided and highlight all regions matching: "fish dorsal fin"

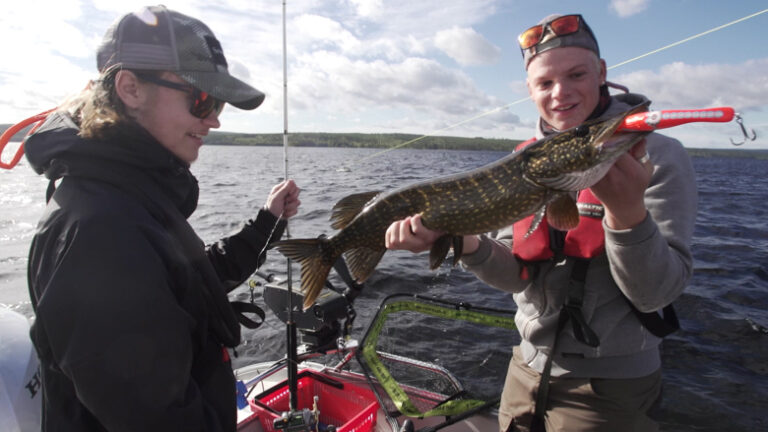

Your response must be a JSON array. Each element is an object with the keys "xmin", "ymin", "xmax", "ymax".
[
  {"xmin": 546, "ymin": 194, "xmax": 580, "ymax": 231},
  {"xmin": 330, "ymin": 191, "xmax": 381, "ymax": 230},
  {"xmin": 344, "ymin": 246, "xmax": 386, "ymax": 282}
]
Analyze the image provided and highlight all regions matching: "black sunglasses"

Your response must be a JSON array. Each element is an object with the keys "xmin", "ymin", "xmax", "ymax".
[{"xmin": 134, "ymin": 73, "xmax": 224, "ymax": 119}]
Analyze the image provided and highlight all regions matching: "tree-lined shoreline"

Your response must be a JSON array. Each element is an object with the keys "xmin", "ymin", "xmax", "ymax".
[{"xmin": 2, "ymin": 124, "xmax": 764, "ymax": 157}]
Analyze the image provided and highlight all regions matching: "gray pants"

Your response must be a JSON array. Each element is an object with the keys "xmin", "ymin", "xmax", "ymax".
[{"xmin": 499, "ymin": 346, "xmax": 662, "ymax": 432}]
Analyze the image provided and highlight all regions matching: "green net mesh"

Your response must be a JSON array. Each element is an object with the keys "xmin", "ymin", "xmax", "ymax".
[{"xmin": 358, "ymin": 294, "xmax": 520, "ymax": 418}]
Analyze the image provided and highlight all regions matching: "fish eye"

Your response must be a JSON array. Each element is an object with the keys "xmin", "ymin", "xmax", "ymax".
[{"xmin": 574, "ymin": 125, "xmax": 589, "ymax": 137}]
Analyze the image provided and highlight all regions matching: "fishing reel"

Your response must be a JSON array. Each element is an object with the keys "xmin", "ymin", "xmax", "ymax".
[
  {"xmin": 272, "ymin": 401, "xmax": 321, "ymax": 432},
  {"xmin": 263, "ymin": 258, "xmax": 362, "ymax": 352}
]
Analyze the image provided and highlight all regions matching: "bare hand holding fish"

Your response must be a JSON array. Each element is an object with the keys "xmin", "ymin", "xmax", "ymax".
[
  {"xmin": 589, "ymin": 138, "xmax": 653, "ymax": 229},
  {"xmin": 385, "ymin": 215, "xmax": 445, "ymax": 253}
]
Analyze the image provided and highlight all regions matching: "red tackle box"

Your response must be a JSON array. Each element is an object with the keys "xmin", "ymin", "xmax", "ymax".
[{"xmin": 249, "ymin": 370, "xmax": 378, "ymax": 432}]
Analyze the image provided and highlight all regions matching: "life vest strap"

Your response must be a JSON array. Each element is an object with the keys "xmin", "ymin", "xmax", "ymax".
[
  {"xmin": 632, "ymin": 304, "xmax": 679, "ymax": 338},
  {"xmin": 563, "ymin": 259, "xmax": 600, "ymax": 348}
]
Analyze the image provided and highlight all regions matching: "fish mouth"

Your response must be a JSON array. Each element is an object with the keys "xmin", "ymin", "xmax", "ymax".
[
  {"xmin": 598, "ymin": 131, "xmax": 644, "ymax": 154},
  {"xmin": 593, "ymin": 102, "xmax": 650, "ymax": 155}
]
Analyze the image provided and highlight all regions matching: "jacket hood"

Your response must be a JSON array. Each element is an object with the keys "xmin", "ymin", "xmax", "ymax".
[{"xmin": 24, "ymin": 110, "xmax": 199, "ymax": 217}]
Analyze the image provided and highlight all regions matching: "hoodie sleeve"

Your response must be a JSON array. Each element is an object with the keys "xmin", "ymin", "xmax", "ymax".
[
  {"xmin": 460, "ymin": 225, "xmax": 530, "ymax": 293},
  {"xmin": 603, "ymin": 133, "xmax": 697, "ymax": 311},
  {"xmin": 206, "ymin": 209, "xmax": 287, "ymax": 291}
]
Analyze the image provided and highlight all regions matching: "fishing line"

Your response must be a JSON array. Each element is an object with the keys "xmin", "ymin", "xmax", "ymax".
[
  {"xmin": 342, "ymin": 7, "xmax": 768, "ymax": 170},
  {"xmin": 250, "ymin": 209, "xmax": 286, "ymax": 275},
  {"xmin": 354, "ymin": 98, "xmax": 530, "ymax": 164},
  {"xmin": 608, "ymin": 8, "xmax": 768, "ymax": 71}
]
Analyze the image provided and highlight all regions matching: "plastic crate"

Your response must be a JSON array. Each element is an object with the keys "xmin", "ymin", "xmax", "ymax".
[{"xmin": 249, "ymin": 371, "xmax": 378, "ymax": 432}]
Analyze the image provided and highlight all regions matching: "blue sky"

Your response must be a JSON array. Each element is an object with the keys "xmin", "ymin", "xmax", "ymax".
[{"xmin": 1, "ymin": 0, "xmax": 766, "ymax": 149}]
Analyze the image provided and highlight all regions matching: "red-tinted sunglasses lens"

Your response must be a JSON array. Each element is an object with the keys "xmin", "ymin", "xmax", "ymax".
[
  {"xmin": 518, "ymin": 26, "xmax": 544, "ymax": 50},
  {"xmin": 549, "ymin": 15, "xmax": 580, "ymax": 36},
  {"xmin": 518, "ymin": 15, "xmax": 581, "ymax": 50},
  {"xmin": 190, "ymin": 90, "xmax": 224, "ymax": 119}
]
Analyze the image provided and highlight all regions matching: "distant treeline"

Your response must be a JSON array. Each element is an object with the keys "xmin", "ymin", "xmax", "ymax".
[
  {"xmin": 206, "ymin": 131, "xmax": 525, "ymax": 151},
  {"xmin": 2, "ymin": 124, "xmax": 765, "ymax": 157},
  {"xmin": 201, "ymin": 131, "xmax": 768, "ymax": 158},
  {"xmin": 683, "ymin": 148, "xmax": 768, "ymax": 159}
]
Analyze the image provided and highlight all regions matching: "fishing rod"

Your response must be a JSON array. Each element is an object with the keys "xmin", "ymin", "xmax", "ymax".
[
  {"xmin": 345, "ymin": 8, "xmax": 767, "ymax": 168},
  {"xmin": 280, "ymin": 0, "xmax": 301, "ymax": 419}
]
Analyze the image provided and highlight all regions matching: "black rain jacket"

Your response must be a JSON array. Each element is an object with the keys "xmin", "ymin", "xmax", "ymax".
[{"xmin": 25, "ymin": 112, "xmax": 286, "ymax": 431}]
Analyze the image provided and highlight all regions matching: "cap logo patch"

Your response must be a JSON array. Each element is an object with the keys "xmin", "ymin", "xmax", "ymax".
[
  {"xmin": 134, "ymin": 7, "xmax": 158, "ymax": 26},
  {"xmin": 205, "ymin": 36, "xmax": 228, "ymax": 68}
]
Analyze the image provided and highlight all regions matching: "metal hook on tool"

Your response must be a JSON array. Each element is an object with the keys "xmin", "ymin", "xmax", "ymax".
[{"xmin": 730, "ymin": 113, "xmax": 757, "ymax": 146}]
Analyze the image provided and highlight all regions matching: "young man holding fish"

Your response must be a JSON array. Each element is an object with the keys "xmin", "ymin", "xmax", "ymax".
[{"xmin": 386, "ymin": 13, "xmax": 698, "ymax": 432}]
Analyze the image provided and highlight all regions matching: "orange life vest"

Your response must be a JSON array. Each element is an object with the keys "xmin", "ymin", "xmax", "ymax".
[{"xmin": 512, "ymin": 189, "xmax": 605, "ymax": 262}]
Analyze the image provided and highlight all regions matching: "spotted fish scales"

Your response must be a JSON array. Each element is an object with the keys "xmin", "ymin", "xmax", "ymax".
[{"xmin": 275, "ymin": 102, "xmax": 650, "ymax": 308}]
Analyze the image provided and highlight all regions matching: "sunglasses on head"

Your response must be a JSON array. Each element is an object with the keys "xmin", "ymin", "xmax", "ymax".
[
  {"xmin": 134, "ymin": 73, "xmax": 225, "ymax": 119},
  {"xmin": 518, "ymin": 14, "xmax": 584, "ymax": 51}
]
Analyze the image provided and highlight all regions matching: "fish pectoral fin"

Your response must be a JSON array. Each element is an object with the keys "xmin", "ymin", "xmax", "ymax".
[
  {"xmin": 546, "ymin": 194, "xmax": 580, "ymax": 231},
  {"xmin": 525, "ymin": 206, "xmax": 547, "ymax": 238},
  {"xmin": 429, "ymin": 235, "xmax": 454, "ymax": 270},
  {"xmin": 330, "ymin": 191, "xmax": 381, "ymax": 230},
  {"xmin": 344, "ymin": 246, "xmax": 386, "ymax": 283}
]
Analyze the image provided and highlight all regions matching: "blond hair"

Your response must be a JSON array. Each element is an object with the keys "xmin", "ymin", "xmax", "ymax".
[{"xmin": 59, "ymin": 66, "xmax": 145, "ymax": 140}]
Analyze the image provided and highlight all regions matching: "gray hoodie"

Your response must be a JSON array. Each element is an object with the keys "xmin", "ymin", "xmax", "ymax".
[{"xmin": 461, "ymin": 93, "xmax": 698, "ymax": 379}]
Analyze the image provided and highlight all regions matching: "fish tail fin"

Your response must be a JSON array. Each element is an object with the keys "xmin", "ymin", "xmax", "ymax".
[
  {"xmin": 344, "ymin": 247, "xmax": 386, "ymax": 283},
  {"xmin": 273, "ymin": 238, "xmax": 335, "ymax": 309}
]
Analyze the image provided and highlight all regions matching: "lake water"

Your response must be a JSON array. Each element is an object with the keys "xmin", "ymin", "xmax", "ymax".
[{"xmin": 2, "ymin": 145, "xmax": 767, "ymax": 431}]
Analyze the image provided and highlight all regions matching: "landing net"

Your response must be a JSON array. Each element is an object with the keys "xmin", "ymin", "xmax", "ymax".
[{"xmin": 357, "ymin": 294, "xmax": 519, "ymax": 418}]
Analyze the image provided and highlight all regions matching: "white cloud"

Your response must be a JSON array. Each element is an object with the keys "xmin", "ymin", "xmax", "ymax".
[
  {"xmin": 273, "ymin": 49, "xmax": 520, "ymax": 135},
  {"xmin": 613, "ymin": 59, "xmax": 768, "ymax": 111},
  {"xmin": 293, "ymin": 14, "xmax": 363, "ymax": 54},
  {"xmin": 348, "ymin": 0, "xmax": 497, "ymax": 37},
  {"xmin": 290, "ymin": 52, "xmax": 485, "ymax": 113},
  {"xmin": 610, "ymin": 0, "xmax": 650, "ymax": 18},
  {"xmin": 0, "ymin": 0, "xmax": 522, "ymax": 139},
  {"xmin": 349, "ymin": 0, "xmax": 384, "ymax": 18},
  {"xmin": 434, "ymin": 27, "xmax": 501, "ymax": 66}
]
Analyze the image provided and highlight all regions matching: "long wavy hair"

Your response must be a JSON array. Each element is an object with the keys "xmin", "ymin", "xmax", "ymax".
[{"xmin": 61, "ymin": 65, "xmax": 158, "ymax": 140}]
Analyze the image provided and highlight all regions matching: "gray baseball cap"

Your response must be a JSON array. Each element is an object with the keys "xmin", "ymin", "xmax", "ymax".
[
  {"xmin": 521, "ymin": 14, "xmax": 600, "ymax": 69},
  {"xmin": 97, "ymin": 5, "xmax": 265, "ymax": 110}
]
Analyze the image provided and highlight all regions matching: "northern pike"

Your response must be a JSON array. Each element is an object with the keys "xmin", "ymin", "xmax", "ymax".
[{"xmin": 275, "ymin": 102, "xmax": 651, "ymax": 308}]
